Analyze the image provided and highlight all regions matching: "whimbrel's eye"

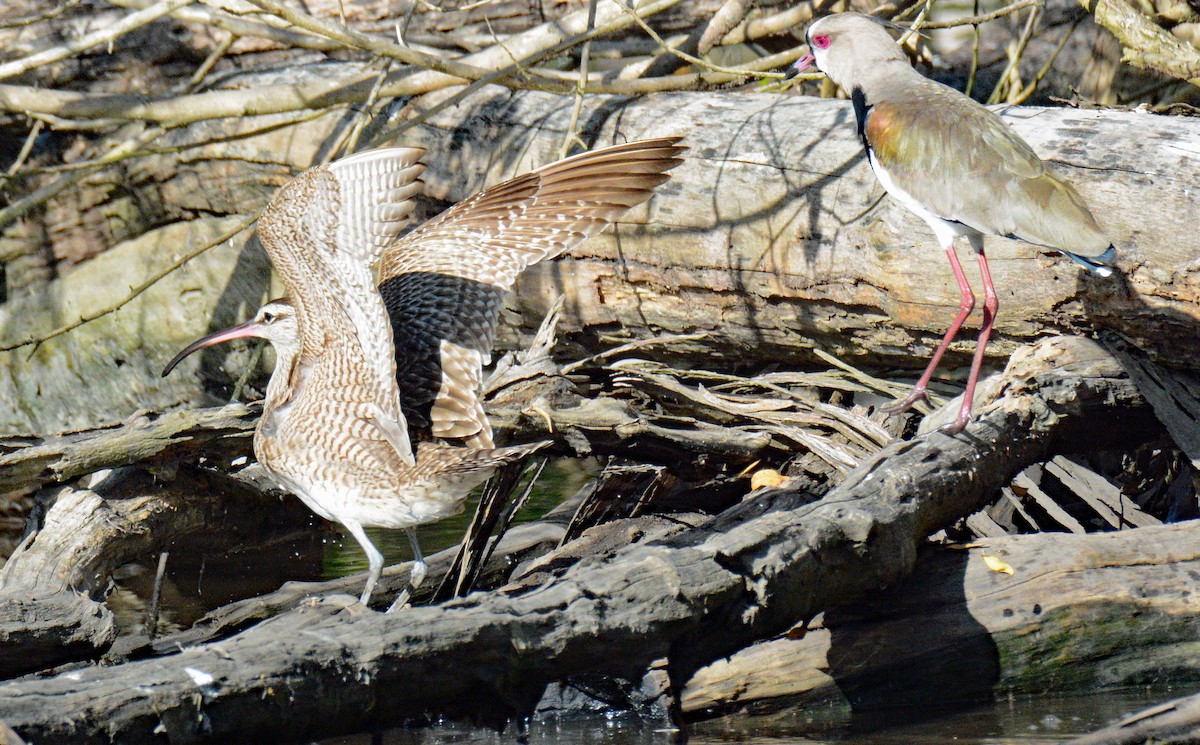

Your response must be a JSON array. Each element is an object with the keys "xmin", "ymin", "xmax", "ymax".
[
  {"xmin": 812, "ymin": 34, "xmax": 831, "ymax": 50},
  {"xmin": 261, "ymin": 311, "xmax": 276, "ymax": 323}
]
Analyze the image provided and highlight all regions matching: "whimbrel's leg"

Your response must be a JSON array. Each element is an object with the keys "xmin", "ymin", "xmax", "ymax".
[
  {"xmin": 342, "ymin": 519, "xmax": 385, "ymax": 607},
  {"xmin": 406, "ymin": 527, "xmax": 427, "ymax": 588},
  {"xmin": 881, "ymin": 241, "xmax": 976, "ymax": 417},
  {"xmin": 387, "ymin": 528, "xmax": 427, "ymax": 613},
  {"xmin": 940, "ymin": 236, "xmax": 997, "ymax": 435}
]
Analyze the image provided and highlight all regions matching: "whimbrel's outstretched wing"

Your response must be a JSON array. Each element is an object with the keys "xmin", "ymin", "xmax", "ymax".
[
  {"xmin": 258, "ymin": 148, "xmax": 426, "ymax": 465},
  {"xmin": 377, "ymin": 137, "xmax": 685, "ymax": 448}
]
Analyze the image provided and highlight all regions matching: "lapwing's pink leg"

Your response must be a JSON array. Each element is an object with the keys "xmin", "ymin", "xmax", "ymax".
[
  {"xmin": 881, "ymin": 242, "xmax": 975, "ymax": 416},
  {"xmin": 939, "ymin": 242, "xmax": 998, "ymax": 435}
]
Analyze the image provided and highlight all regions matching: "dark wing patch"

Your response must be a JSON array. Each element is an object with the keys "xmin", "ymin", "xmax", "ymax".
[
  {"xmin": 379, "ymin": 271, "xmax": 505, "ymax": 444},
  {"xmin": 378, "ymin": 137, "xmax": 685, "ymax": 445}
]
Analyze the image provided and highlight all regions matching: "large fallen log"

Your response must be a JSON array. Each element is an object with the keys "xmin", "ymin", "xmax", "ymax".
[
  {"xmin": 1, "ymin": 85, "xmax": 1196, "ymax": 435},
  {"xmin": 680, "ymin": 520, "xmax": 1200, "ymax": 718},
  {"xmin": 0, "ymin": 335, "xmax": 1163, "ymax": 743}
]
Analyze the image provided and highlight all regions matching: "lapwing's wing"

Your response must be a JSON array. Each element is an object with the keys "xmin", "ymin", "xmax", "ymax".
[
  {"xmin": 377, "ymin": 137, "xmax": 685, "ymax": 448},
  {"xmin": 864, "ymin": 89, "xmax": 1110, "ymax": 255},
  {"xmin": 258, "ymin": 148, "xmax": 426, "ymax": 465}
]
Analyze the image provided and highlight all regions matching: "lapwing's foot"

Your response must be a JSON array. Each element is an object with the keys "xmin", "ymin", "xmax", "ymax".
[
  {"xmin": 936, "ymin": 417, "xmax": 969, "ymax": 436},
  {"xmin": 879, "ymin": 390, "xmax": 927, "ymax": 416}
]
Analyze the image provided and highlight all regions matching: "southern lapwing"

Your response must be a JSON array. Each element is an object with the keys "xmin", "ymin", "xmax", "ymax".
[
  {"xmin": 163, "ymin": 138, "xmax": 685, "ymax": 608},
  {"xmin": 788, "ymin": 12, "xmax": 1116, "ymax": 434}
]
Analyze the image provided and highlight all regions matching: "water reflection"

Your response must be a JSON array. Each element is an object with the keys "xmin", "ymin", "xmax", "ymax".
[{"xmin": 322, "ymin": 689, "xmax": 1186, "ymax": 744}]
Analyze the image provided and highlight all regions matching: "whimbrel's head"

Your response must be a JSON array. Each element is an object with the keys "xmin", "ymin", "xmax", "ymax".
[{"xmin": 161, "ymin": 298, "xmax": 299, "ymax": 378}]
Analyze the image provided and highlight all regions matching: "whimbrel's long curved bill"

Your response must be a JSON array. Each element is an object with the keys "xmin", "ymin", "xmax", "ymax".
[{"xmin": 161, "ymin": 320, "xmax": 264, "ymax": 377}]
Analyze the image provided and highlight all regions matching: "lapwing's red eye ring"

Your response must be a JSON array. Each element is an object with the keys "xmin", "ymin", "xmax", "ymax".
[{"xmin": 812, "ymin": 34, "xmax": 831, "ymax": 49}]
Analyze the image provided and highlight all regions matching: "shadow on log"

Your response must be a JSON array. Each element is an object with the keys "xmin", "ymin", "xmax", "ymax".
[
  {"xmin": 682, "ymin": 521, "xmax": 1200, "ymax": 721},
  {"xmin": 0, "ymin": 466, "xmax": 313, "ymax": 678}
]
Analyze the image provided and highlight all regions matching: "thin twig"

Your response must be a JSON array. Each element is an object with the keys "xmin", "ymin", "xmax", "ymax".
[
  {"xmin": 145, "ymin": 551, "xmax": 170, "ymax": 640},
  {"xmin": 917, "ymin": 0, "xmax": 1041, "ymax": 30},
  {"xmin": 540, "ymin": 45, "xmax": 811, "ymax": 93},
  {"xmin": 896, "ymin": 0, "xmax": 934, "ymax": 48},
  {"xmin": 333, "ymin": 60, "xmax": 396, "ymax": 159},
  {"xmin": 987, "ymin": 4, "xmax": 1040, "ymax": 104},
  {"xmin": 230, "ymin": 342, "xmax": 267, "ymax": 402},
  {"xmin": 560, "ymin": 0, "xmax": 600, "ymax": 159},
  {"xmin": 5, "ymin": 120, "xmax": 43, "ymax": 177},
  {"xmin": 617, "ymin": 2, "xmax": 788, "ymax": 79},
  {"xmin": 413, "ymin": 0, "xmax": 497, "ymax": 11},
  {"xmin": 965, "ymin": 0, "xmax": 982, "ymax": 98},
  {"xmin": 184, "ymin": 30, "xmax": 235, "ymax": 93},
  {"xmin": 1009, "ymin": 13, "xmax": 1082, "ymax": 104},
  {"xmin": 0, "ymin": 0, "xmax": 82, "ymax": 29}
]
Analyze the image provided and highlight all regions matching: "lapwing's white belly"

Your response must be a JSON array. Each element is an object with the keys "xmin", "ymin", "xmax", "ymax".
[{"xmin": 868, "ymin": 149, "xmax": 980, "ymax": 249}]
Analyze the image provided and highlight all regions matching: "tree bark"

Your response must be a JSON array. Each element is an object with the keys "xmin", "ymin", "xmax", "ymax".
[{"xmin": 0, "ymin": 335, "xmax": 1166, "ymax": 743}]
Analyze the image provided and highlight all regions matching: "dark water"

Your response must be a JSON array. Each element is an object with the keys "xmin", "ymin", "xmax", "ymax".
[{"xmin": 320, "ymin": 689, "xmax": 1187, "ymax": 743}]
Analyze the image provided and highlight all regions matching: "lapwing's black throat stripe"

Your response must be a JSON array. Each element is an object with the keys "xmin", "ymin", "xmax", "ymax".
[{"xmin": 851, "ymin": 86, "xmax": 871, "ymax": 148}]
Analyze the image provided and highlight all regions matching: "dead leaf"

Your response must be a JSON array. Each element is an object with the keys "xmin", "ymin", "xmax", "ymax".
[
  {"xmin": 982, "ymin": 554, "xmax": 1015, "ymax": 575},
  {"xmin": 751, "ymin": 469, "xmax": 788, "ymax": 490}
]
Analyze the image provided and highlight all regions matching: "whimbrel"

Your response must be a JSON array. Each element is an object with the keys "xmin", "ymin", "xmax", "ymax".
[{"xmin": 164, "ymin": 138, "xmax": 685, "ymax": 607}]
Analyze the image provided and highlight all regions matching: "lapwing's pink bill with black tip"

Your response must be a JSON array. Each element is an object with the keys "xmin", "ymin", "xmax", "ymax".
[{"xmin": 785, "ymin": 12, "xmax": 1116, "ymax": 435}]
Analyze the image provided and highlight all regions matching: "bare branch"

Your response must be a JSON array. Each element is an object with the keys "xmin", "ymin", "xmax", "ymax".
[
  {"xmin": 0, "ymin": 0, "xmax": 194, "ymax": 83},
  {"xmin": 1080, "ymin": 0, "xmax": 1200, "ymax": 86}
]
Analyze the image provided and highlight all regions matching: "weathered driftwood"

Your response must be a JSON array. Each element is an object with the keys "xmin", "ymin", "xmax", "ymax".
[
  {"xmin": 0, "ymin": 466, "xmax": 313, "ymax": 678},
  {"xmin": 0, "ymin": 405, "xmax": 256, "ymax": 493},
  {"xmin": 1, "ymin": 86, "xmax": 1197, "ymax": 435},
  {"xmin": 0, "ymin": 331, "xmax": 888, "ymax": 675},
  {"xmin": 0, "ymin": 335, "xmax": 1159, "ymax": 742},
  {"xmin": 680, "ymin": 520, "xmax": 1200, "ymax": 719},
  {"xmin": 0, "ymin": 448, "xmax": 572, "ymax": 678}
]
